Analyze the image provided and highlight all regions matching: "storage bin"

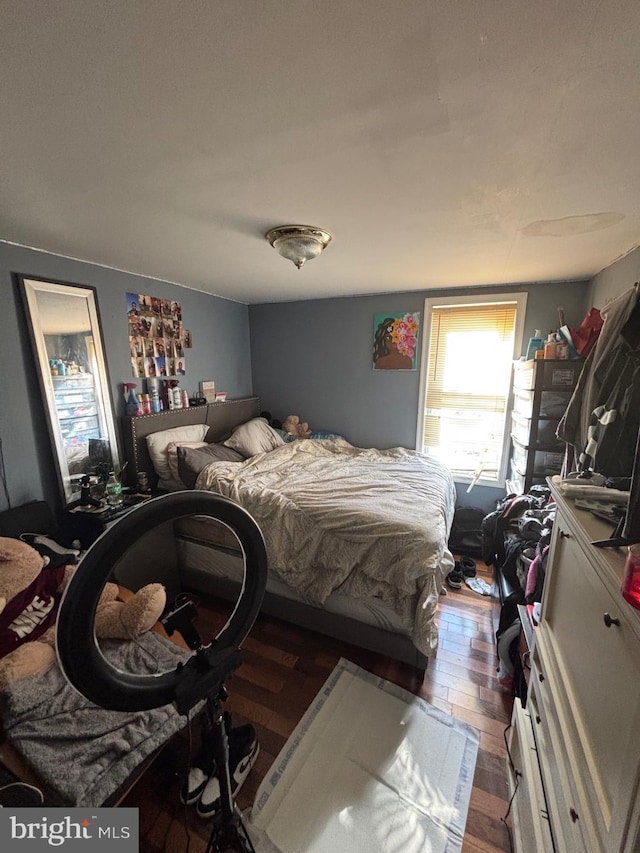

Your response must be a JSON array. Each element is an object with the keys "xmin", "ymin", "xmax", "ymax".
[
  {"xmin": 542, "ymin": 361, "xmax": 582, "ymax": 389},
  {"xmin": 511, "ymin": 412, "xmax": 563, "ymax": 449},
  {"xmin": 511, "ymin": 439, "xmax": 564, "ymax": 477},
  {"xmin": 513, "ymin": 389, "xmax": 572, "ymax": 419},
  {"xmin": 508, "ymin": 461, "xmax": 546, "ymax": 494},
  {"xmin": 63, "ymin": 415, "xmax": 99, "ymax": 437},
  {"xmin": 512, "ymin": 359, "xmax": 583, "ymax": 392}
]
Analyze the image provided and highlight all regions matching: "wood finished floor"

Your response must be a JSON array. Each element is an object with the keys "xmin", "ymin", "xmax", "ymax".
[{"xmin": 122, "ymin": 562, "xmax": 515, "ymax": 852}]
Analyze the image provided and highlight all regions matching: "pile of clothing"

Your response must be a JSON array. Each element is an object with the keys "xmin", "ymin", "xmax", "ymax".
[{"xmin": 481, "ymin": 487, "xmax": 556, "ymax": 698}]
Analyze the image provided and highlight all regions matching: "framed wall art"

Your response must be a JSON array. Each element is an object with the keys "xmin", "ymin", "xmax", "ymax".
[{"xmin": 372, "ymin": 312, "xmax": 420, "ymax": 370}]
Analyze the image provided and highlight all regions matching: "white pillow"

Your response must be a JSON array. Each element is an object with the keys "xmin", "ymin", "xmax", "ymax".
[
  {"xmin": 166, "ymin": 440, "xmax": 209, "ymax": 483},
  {"xmin": 146, "ymin": 424, "xmax": 209, "ymax": 483},
  {"xmin": 224, "ymin": 418, "xmax": 285, "ymax": 458}
]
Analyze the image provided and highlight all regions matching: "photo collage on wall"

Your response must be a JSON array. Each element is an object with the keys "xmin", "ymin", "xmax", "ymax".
[{"xmin": 127, "ymin": 292, "xmax": 192, "ymax": 379}]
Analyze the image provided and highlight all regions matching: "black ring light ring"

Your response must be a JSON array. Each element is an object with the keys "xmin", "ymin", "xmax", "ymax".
[{"xmin": 56, "ymin": 491, "xmax": 268, "ymax": 713}]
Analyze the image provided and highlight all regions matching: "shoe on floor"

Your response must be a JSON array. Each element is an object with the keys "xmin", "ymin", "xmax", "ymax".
[
  {"xmin": 180, "ymin": 711, "xmax": 232, "ymax": 805},
  {"xmin": 457, "ymin": 556, "xmax": 477, "ymax": 578},
  {"xmin": 196, "ymin": 724, "xmax": 259, "ymax": 819},
  {"xmin": 446, "ymin": 569, "xmax": 464, "ymax": 589},
  {"xmin": 181, "ymin": 764, "xmax": 214, "ymax": 806}
]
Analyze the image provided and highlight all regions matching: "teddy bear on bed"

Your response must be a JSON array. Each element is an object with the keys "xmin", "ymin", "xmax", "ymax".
[
  {"xmin": 282, "ymin": 414, "xmax": 312, "ymax": 439},
  {"xmin": 0, "ymin": 537, "xmax": 166, "ymax": 689}
]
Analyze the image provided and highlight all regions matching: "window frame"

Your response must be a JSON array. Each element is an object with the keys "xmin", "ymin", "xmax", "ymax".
[{"xmin": 416, "ymin": 291, "xmax": 528, "ymax": 488}]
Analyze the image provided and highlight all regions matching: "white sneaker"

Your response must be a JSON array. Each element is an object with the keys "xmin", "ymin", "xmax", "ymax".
[{"xmin": 196, "ymin": 725, "xmax": 259, "ymax": 819}]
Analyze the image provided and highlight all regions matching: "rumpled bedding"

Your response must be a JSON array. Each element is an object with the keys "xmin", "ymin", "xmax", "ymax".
[
  {"xmin": 196, "ymin": 439, "xmax": 456, "ymax": 656},
  {"xmin": 0, "ymin": 633, "xmax": 192, "ymax": 807}
]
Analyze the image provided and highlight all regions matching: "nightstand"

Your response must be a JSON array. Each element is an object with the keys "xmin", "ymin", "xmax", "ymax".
[{"xmin": 60, "ymin": 494, "xmax": 152, "ymax": 549}]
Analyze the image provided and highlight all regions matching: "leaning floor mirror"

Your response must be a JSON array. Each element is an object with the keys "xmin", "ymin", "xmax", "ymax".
[{"xmin": 19, "ymin": 275, "xmax": 121, "ymax": 505}]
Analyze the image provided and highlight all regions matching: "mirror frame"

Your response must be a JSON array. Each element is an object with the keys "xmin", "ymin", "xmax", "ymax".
[{"xmin": 19, "ymin": 274, "xmax": 121, "ymax": 505}]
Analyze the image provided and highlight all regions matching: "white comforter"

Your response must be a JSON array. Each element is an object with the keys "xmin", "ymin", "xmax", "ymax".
[{"xmin": 196, "ymin": 439, "xmax": 456, "ymax": 656}]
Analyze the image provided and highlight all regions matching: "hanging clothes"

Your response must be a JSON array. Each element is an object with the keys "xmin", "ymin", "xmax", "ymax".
[{"xmin": 557, "ymin": 284, "xmax": 640, "ymax": 476}]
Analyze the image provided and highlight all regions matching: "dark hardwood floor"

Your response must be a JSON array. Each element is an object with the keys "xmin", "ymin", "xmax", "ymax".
[{"xmin": 122, "ymin": 561, "xmax": 515, "ymax": 852}]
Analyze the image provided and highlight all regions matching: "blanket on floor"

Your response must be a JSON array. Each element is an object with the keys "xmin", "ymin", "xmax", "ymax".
[{"xmin": 0, "ymin": 632, "xmax": 193, "ymax": 807}]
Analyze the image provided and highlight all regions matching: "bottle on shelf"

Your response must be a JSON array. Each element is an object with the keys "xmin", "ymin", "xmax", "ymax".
[
  {"xmin": 105, "ymin": 471, "xmax": 124, "ymax": 508},
  {"xmin": 124, "ymin": 383, "xmax": 141, "ymax": 416},
  {"xmin": 622, "ymin": 544, "xmax": 640, "ymax": 610},
  {"xmin": 169, "ymin": 381, "xmax": 182, "ymax": 410},
  {"xmin": 526, "ymin": 329, "xmax": 544, "ymax": 361},
  {"xmin": 146, "ymin": 378, "xmax": 162, "ymax": 413}
]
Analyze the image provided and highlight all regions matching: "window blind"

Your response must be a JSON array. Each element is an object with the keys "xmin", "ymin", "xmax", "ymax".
[{"xmin": 423, "ymin": 301, "xmax": 517, "ymax": 478}]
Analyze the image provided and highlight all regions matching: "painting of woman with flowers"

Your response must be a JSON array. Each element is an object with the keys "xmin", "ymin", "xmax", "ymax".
[{"xmin": 372, "ymin": 312, "xmax": 420, "ymax": 370}]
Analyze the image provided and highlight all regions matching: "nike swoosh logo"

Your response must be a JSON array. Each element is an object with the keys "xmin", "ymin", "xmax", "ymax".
[{"xmin": 234, "ymin": 742, "xmax": 259, "ymax": 777}]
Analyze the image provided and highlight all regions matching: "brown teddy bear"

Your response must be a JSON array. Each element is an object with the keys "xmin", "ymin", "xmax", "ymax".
[
  {"xmin": 282, "ymin": 414, "xmax": 312, "ymax": 439},
  {"xmin": 0, "ymin": 537, "xmax": 166, "ymax": 689}
]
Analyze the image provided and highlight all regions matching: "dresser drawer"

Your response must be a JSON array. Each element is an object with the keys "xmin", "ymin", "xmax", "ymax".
[
  {"xmin": 539, "ymin": 518, "xmax": 640, "ymax": 851},
  {"xmin": 529, "ymin": 653, "xmax": 600, "ymax": 852},
  {"xmin": 507, "ymin": 698, "xmax": 554, "ymax": 853}
]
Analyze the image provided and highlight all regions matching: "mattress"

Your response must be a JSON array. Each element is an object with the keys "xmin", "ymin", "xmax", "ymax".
[
  {"xmin": 175, "ymin": 534, "xmax": 413, "ymax": 639},
  {"xmin": 191, "ymin": 439, "xmax": 456, "ymax": 656}
]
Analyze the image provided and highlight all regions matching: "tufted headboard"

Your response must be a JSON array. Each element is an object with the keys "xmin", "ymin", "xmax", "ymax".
[{"xmin": 122, "ymin": 396, "xmax": 261, "ymax": 490}]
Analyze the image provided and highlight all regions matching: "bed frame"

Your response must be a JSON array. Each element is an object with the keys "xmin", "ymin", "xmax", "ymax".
[
  {"xmin": 122, "ymin": 396, "xmax": 262, "ymax": 491},
  {"xmin": 121, "ymin": 397, "xmax": 428, "ymax": 674}
]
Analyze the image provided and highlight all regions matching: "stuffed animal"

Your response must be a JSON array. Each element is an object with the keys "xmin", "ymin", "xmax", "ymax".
[
  {"xmin": 0, "ymin": 537, "xmax": 166, "ymax": 689},
  {"xmin": 282, "ymin": 414, "xmax": 312, "ymax": 439}
]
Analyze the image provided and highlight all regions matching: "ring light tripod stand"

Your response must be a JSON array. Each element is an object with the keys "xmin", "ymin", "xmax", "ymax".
[{"xmin": 56, "ymin": 492, "xmax": 268, "ymax": 853}]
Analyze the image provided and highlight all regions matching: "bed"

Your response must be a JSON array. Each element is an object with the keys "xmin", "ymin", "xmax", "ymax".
[{"xmin": 122, "ymin": 397, "xmax": 456, "ymax": 671}]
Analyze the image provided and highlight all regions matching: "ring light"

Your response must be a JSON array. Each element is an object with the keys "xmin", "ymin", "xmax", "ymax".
[{"xmin": 56, "ymin": 491, "xmax": 268, "ymax": 713}]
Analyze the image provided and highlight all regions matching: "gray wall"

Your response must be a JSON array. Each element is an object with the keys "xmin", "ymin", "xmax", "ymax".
[
  {"xmin": 0, "ymin": 242, "xmax": 252, "ymax": 514},
  {"xmin": 588, "ymin": 245, "xmax": 640, "ymax": 308},
  {"xmin": 250, "ymin": 280, "xmax": 590, "ymax": 511},
  {"xmin": 0, "ymin": 235, "xmax": 595, "ymax": 519}
]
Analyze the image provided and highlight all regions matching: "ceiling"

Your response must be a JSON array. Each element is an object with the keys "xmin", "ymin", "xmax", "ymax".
[{"xmin": 2, "ymin": 1, "xmax": 639, "ymax": 305}]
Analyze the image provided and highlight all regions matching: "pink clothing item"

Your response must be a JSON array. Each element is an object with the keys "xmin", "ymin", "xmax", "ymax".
[{"xmin": 525, "ymin": 554, "xmax": 540, "ymax": 600}]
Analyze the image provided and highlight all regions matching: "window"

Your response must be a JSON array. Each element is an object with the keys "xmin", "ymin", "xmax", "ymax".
[{"xmin": 417, "ymin": 293, "xmax": 527, "ymax": 486}]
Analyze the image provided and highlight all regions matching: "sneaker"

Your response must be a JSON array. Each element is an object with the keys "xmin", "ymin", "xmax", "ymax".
[
  {"xmin": 196, "ymin": 724, "xmax": 259, "ymax": 819},
  {"xmin": 180, "ymin": 711, "xmax": 231, "ymax": 805},
  {"xmin": 458, "ymin": 556, "xmax": 477, "ymax": 578},
  {"xmin": 446, "ymin": 569, "xmax": 464, "ymax": 589},
  {"xmin": 180, "ymin": 763, "xmax": 214, "ymax": 806}
]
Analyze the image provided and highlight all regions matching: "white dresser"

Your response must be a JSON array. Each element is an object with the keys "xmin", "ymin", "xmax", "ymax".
[{"xmin": 507, "ymin": 482, "xmax": 640, "ymax": 852}]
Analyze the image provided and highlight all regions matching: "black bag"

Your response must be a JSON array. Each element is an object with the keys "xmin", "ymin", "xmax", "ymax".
[{"xmin": 448, "ymin": 506, "xmax": 486, "ymax": 557}]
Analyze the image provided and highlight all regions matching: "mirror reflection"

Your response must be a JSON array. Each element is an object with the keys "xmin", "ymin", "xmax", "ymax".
[{"xmin": 20, "ymin": 277, "xmax": 121, "ymax": 504}]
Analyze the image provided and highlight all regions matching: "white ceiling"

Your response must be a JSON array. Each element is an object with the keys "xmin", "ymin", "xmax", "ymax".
[{"xmin": 2, "ymin": 1, "xmax": 639, "ymax": 305}]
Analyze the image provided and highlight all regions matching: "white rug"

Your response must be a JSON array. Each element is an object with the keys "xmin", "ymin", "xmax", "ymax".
[{"xmin": 245, "ymin": 658, "xmax": 479, "ymax": 853}]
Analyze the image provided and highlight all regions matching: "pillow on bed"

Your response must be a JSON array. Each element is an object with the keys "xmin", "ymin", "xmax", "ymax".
[
  {"xmin": 146, "ymin": 424, "xmax": 209, "ymax": 484},
  {"xmin": 223, "ymin": 417, "xmax": 285, "ymax": 458},
  {"xmin": 177, "ymin": 442, "xmax": 244, "ymax": 489},
  {"xmin": 166, "ymin": 440, "xmax": 209, "ymax": 484}
]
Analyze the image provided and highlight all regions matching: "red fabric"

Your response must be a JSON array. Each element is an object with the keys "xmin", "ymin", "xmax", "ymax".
[
  {"xmin": 570, "ymin": 307, "xmax": 604, "ymax": 358},
  {"xmin": 0, "ymin": 564, "xmax": 66, "ymax": 658}
]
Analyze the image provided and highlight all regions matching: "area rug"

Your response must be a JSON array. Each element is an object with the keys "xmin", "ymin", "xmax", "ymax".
[{"xmin": 245, "ymin": 658, "xmax": 479, "ymax": 853}]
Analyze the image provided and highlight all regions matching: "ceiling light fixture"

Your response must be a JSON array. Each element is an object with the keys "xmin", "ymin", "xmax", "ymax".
[{"xmin": 265, "ymin": 225, "xmax": 332, "ymax": 269}]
